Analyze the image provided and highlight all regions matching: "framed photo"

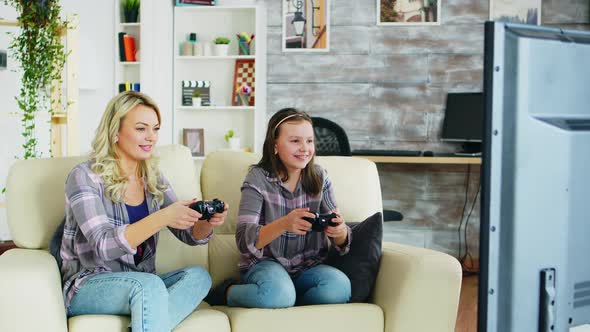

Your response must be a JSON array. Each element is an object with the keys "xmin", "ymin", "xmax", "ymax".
[
  {"xmin": 182, "ymin": 128, "xmax": 204, "ymax": 157},
  {"xmin": 377, "ymin": 0, "xmax": 441, "ymax": 26},
  {"xmin": 232, "ymin": 59, "xmax": 256, "ymax": 106},
  {"xmin": 490, "ymin": 0, "xmax": 541, "ymax": 25},
  {"xmin": 282, "ymin": 0, "xmax": 330, "ymax": 52}
]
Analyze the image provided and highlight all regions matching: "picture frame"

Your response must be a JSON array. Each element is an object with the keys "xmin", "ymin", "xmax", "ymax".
[
  {"xmin": 232, "ymin": 59, "xmax": 256, "ymax": 106},
  {"xmin": 182, "ymin": 128, "xmax": 204, "ymax": 157},
  {"xmin": 282, "ymin": 0, "xmax": 330, "ymax": 52},
  {"xmin": 377, "ymin": 0, "xmax": 441, "ymax": 26},
  {"xmin": 489, "ymin": 0, "xmax": 541, "ymax": 25}
]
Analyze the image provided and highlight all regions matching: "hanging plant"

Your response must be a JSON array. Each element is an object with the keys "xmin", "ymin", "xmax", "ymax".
[{"xmin": 5, "ymin": 0, "xmax": 68, "ymax": 160}]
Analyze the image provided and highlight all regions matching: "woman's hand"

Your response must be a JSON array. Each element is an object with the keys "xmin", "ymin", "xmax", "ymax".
[
  {"xmin": 325, "ymin": 210, "xmax": 348, "ymax": 245},
  {"xmin": 207, "ymin": 202, "xmax": 229, "ymax": 227},
  {"xmin": 280, "ymin": 208, "xmax": 316, "ymax": 235},
  {"xmin": 192, "ymin": 201, "xmax": 229, "ymax": 240},
  {"xmin": 159, "ymin": 199, "xmax": 202, "ymax": 230}
]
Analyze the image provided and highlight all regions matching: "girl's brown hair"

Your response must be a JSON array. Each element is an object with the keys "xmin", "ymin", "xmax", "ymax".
[{"xmin": 256, "ymin": 108, "xmax": 322, "ymax": 196}]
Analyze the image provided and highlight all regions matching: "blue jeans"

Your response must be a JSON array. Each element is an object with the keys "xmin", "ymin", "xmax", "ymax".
[
  {"xmin": 227, "ymin": 260, "xmax": 351, "ymax": 308},
  {"xmin": 68, "ymin": 266, "xmax": 211, "ymax": 332}
]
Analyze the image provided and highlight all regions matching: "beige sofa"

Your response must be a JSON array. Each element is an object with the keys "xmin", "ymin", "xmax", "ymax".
[{"xmin": 0, "ymin": 144, "xmax": 462, "ymax": 332}]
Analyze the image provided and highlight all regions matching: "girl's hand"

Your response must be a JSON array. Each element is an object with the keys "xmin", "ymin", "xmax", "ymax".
[
  {"xmin": 325, "ymin": 210, "xmax": 347, "ymax": 243},
  {"xmin": 159, "ymin": 199, "xmax": 202, "ymax": 230},
  {"xmin": 208, "ymin": 202, "xmax": 229, "ymax": 227},
  {"xmin": 281, "ymin": 208, "xmax": 316, "ymax": 235}
]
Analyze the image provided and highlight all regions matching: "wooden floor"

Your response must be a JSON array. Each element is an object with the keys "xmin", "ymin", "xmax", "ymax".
[{"xmin": 455, "ymin": 274, "xmax": 479, "ymax": 332}]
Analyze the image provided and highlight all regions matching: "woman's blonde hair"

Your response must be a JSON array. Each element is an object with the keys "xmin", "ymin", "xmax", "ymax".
[{"xmin": 90, "ymin": 91, "xmax": 165, "ymax": 207}]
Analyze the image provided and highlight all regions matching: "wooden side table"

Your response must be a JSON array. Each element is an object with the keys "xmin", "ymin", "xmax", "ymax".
[{"xmin": 0, "ymin": 241, "xmax": 17, "ymax": 256}]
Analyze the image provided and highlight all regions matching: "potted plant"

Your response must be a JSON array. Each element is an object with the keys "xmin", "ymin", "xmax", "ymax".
[
  {"xmin": 192, "ymin": 91, "xmax": 202, "ymax": 107},
  {"xmin": 224, "ymin": 129, "xmax": 240, "ymax": 150},
  {"xmin": 122, "ymin": 0, "xmax": 140, "ymax": 23},
  {"xmin": 213, "ymin": 37, "xmax": 230, "ymax": 56},
  {"xmin": 5, "ymin": 0, "xmax": 68, "ymax": 161}
]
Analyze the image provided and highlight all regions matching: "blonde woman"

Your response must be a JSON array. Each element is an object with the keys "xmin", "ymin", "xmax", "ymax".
[{"xmin": 59, "ymin": 91, "xmax": 227, "ymax": 332}]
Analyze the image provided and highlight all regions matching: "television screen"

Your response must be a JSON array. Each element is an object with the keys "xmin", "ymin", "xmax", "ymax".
[
  {"xmin": 479, "ymin": 22, "xmax": 590, "ymax": 331},
  {"xmin": 441, "ymin": 92, "xmax": 484, "ymax": 142}
]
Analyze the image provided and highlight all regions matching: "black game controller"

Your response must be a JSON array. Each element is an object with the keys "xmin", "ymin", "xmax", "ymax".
[
  {"xmin": 189, "ymin": 198, "xmax": 225, "ymax": 221},
  {"xmin": 303, "ymin": 212, "xmax": 339, "ymax": 232}
]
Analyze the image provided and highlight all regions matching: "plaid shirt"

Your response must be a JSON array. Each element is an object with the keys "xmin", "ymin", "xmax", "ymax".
[
  {"xmin": 236, "ymin": 165, "xmax": 351, "ymax": 276},
  {"xmin": 60, "ymin": 161, "xmax": 211, "ymax": 308}
]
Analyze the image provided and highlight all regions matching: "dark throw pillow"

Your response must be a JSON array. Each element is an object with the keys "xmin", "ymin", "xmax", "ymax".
[
  {"xmin": 49, "ymin": 218, "xmax": 66, "ymax": 270},
  {"xmin": 324, "ymin": 212, "xmax": 383, "ymax": 303}
]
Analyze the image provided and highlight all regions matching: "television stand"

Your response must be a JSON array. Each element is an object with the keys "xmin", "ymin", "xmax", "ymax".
[
  {"xmin": 455, "ymin": 151, "xmax": 482, "ymax": 157},
  {"xmin": 457, "ymin": 142, "xmax": 482, "ymax": 155}
]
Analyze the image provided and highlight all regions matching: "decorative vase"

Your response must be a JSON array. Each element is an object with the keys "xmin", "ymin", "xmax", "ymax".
[
  {"xmin": 193, "ymin": 42, "xmax": 203, "ymax": 56},
  {"xmin": 237, "ymin": 93, "xmax": 249, "ymax": 106},
  {"xmin": 192, "ymin": 97, "xmax": 202, "ymax": 107},
  {"xmin": 214, "ymin": 44, "xmax": 229, "ymax": 56},
  {"xmin": 238, "ymin": 40, "xmax": 251, "ymax": 55},
  {"xmin": 228, "ymin": 137, "xmax": 241, "ymax": 150}
]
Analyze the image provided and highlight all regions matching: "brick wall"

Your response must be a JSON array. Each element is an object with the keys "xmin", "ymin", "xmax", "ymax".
[{"xmin": 260, "ymin": 0, "xmax": 589, "ymax": 259}]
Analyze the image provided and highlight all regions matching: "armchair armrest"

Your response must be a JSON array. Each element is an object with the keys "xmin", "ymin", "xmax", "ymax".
[
  {"xmin": 0, "ymin": 249, "xmax": 68, "ymax": 332},
  {"xmin": 371, "ymin": 242, "xmax": 462, "ymax": 332}
]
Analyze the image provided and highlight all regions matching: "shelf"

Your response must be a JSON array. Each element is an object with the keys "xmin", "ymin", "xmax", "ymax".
[
  {"xmin": 176, "ymin": 55, "xmax": 255, "ymax": 60},
  {"xmin": 120, "ymin": 22, "xmax": 140, "ymax": 27},
  {"xmin": 176, "ymin": 106, "xmax": 255, "ymax": 111},
  {"xmin": 173, "ymin": 5, "xmax": 265, "ymax": 155},
  {"xmin": 354, "ymin": 156, "xmax": 482, "ymax": 165},
  {"xmin": 52, "ymin": 112, "xmax": 67, "ymax": 118},
  {"xmin": 119, "ymin": 61, "xmax": 140, "ymax": 65},
  {"xmin": 176, "ymin": 5, "xmax": 257, "ymax": 11},
  {"xmin": 192, "ymin": 156, "xmax": 205, "ymax": 160}
]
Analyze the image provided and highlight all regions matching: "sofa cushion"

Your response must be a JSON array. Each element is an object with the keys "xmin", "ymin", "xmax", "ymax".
[
  {"xmin": 155, "ymin": 227, "xmax": 209, "ymax": 275},
  {"xmin": 67, "ymin": 303, "xmax": 230, "ymax": 332},
  {"xmin": 68, "ymin": 315, "xmax": 129, "ymax": 332},
  {"xmin": 6, "ymin": 155, "xmax": 86, "ymax": 249},
  {"xmin": 208, "ymin": 233, "xmax": 242, "ymax": 287},
  {"xmin": 157, "ymin": 144, "xmax": 202, "ymax": 201},
  {"xmin": 213, "ymin": 303, "xmax": 383, "ymax": 332},
  {"xmin": 5, "ymin": 144, "xmax": 197, "ymax": 249},
  {"xmin": 325, "ymin": 212, "xmax": 383, "ymax": 302},
  {"xmin": 200, "ymin": 150, "xmax": 260, "ymax": 234},
  {"xmin": 200, "ymin": 151, "xmax": 383, "ymax": 235},
  {"xmin": 171, "ymin": 306, "xmax": 231, "ymax": 332}
]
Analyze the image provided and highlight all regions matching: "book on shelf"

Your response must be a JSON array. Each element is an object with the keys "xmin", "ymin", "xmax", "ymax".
[
  {"xmin": 182, "ymin": 80, "xmax": 211, "ymax": 106},
  {"xmin": 118, "ymin": 32, "xmax": 137, "ymax": 62},
  {"xmin": 118, "ymin": 32, "xmax": 126, "ymax": 61},
  {"xmin": 119, "ymin": 82, "xmax": 140, "ymax": 93},
  {"xmin": 123, "ymin": 34, "xmax": 136, "ymax": 62}
]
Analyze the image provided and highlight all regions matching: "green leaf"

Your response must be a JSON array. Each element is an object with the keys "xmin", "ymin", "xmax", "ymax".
[{"xmin": 6, "ymin": 0, "xmax": 67, "ymax": 161}]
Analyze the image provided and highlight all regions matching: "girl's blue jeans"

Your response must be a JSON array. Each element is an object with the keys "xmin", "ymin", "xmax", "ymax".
[
  {"xmin": 227, "ymin": 260, "xmax": 351, "ymax": 308},
  {"xmin": 68, "ymin": 266, "xmax": 211, "ymax": 332}
]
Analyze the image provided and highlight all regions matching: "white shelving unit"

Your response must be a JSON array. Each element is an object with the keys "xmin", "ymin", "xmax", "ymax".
[
  {"xmin": 173, "ymin": 5, "xmax": 266, "ymax": 157},
  {"xmin": 114, "ymin": 0, "xmax": 141, "ymax": 96}
]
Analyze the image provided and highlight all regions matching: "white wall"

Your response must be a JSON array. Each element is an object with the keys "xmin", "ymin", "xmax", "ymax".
[
  {"xmin": 0, "ymin": 0, "xmax": 115, "ymax": 240},
  {"xmin": 0, "ymin": 0, "xmax": 257, "ymax": 241}
]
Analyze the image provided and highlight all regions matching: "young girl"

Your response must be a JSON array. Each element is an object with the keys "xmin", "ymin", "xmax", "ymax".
[
  {"xmin": 61, "ymin": 91, "xmax": 228, "ymax": 331},
  {"xmin": 212, "ymin": 108, "xmax": 352, "ymax": 308}
]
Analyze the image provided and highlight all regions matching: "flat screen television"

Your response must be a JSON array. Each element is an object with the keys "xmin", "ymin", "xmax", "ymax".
[
  {"xmin": 441, "ymin": 92, "xmax": 484, "ymax": 154},
  {"xmin": 479, "ymin": 21, "xmax": 590, "ymax": 331}
]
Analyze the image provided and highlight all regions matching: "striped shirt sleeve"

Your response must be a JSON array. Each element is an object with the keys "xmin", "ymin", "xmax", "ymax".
[
  {"xmin": 236, "ymin": 171, "xmax": 265, "ymax": 258},
  {"xmin": 65, "ymin": 165, "xmax": 136, "ymax": 261}
]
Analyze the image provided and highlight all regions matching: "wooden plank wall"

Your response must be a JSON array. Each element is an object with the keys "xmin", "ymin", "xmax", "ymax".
[{"xmin": 259, "ymin": 0, "xmax": 590, "ymax": 260}]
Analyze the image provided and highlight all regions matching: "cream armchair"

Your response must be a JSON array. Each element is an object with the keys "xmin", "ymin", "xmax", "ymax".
[{"xmin": 0, "ymin": 144, "xmax": 462, "ymax": 332}]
